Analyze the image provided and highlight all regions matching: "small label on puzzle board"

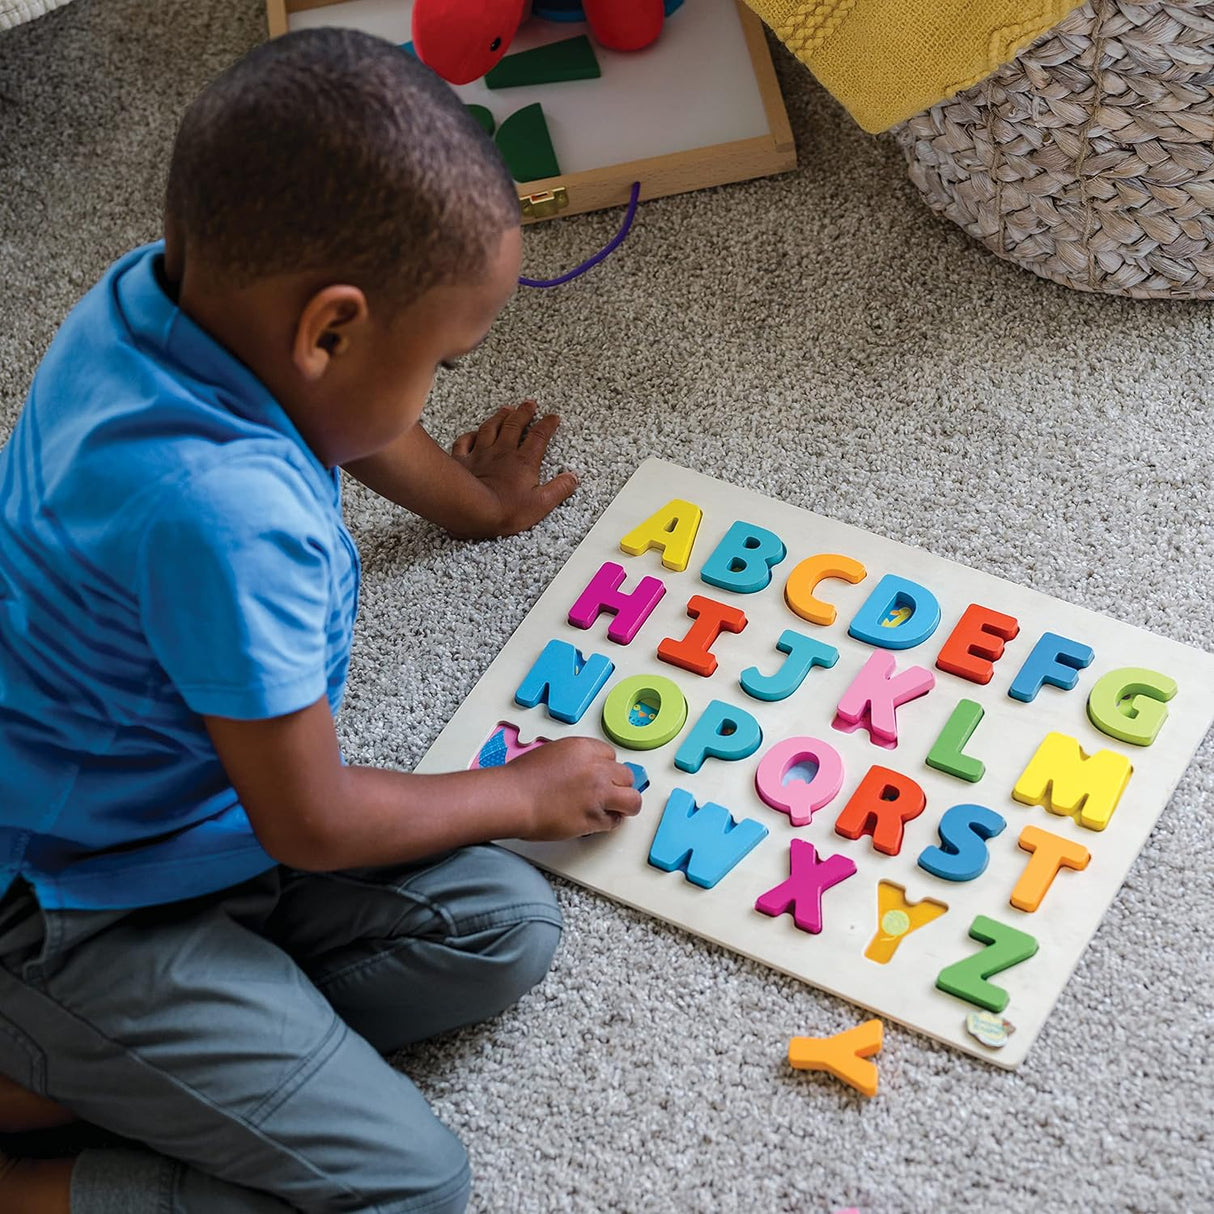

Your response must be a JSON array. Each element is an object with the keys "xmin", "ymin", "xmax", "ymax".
[{"xmin": 416, "ymin": 459, "xmax": 1214, "ymax": 1068}]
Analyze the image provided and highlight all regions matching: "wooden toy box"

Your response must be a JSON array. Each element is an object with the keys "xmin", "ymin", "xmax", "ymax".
[{"xmin": 265, "ymin": 0, "xmax": 796, "ymax": 221}]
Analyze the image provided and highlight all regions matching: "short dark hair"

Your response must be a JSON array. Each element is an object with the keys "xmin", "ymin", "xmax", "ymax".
[{"xmin": 166, "ymin": 28, "xmax": 520, "ymax": 306}]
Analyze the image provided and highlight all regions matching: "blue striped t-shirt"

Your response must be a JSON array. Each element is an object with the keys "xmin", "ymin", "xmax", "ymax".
[{"xmin": 0, "ymin": 244, "xmax": 361, "ymax": 910}]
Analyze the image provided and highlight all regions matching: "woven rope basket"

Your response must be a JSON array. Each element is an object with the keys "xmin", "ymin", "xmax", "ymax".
[{"xmin": 895, "ymin": 0, "xmax": 1214, "ymax": 298}]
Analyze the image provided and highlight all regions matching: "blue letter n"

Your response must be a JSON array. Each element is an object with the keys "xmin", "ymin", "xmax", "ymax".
[{"xmin": 513, "ymin": 639, "xmax": 614, "ymax": 724}]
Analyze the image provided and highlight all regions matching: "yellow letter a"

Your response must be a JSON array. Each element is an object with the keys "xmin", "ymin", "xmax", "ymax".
[{"xmin": 619, "ymin": 499, "xmax": 703, "ymax": 572}]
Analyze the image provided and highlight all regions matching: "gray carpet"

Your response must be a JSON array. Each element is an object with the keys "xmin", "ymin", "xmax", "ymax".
[{"xmin": 3, "ymin": 2, "xmax": 1213, "ymax": 1211}]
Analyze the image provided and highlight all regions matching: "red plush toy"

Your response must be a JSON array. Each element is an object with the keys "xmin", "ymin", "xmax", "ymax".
[{"xmin": 412, "ymin": 0, "xmax": 668, "ymax": 85}]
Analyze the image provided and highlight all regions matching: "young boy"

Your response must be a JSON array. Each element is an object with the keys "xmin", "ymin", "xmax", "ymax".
[{"xmin": 0, "ymin": 27, "xmax": 641, "ymax": 1214}]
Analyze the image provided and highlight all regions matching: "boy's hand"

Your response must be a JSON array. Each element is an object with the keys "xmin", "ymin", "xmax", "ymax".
[
  {"xmin": 207, "ymin": 700, "xmax": 641, "ymax": 872},
  {"xmin": 450, "ymin": 400, "xmax": 578, "ymax": 537},
  {"xmin": 505, "ymin": 737, "xmax": 643, "ymax": 840},
  {"xmin": 344, "ymin": 404, "xmax": 576, "ymax": 541}
]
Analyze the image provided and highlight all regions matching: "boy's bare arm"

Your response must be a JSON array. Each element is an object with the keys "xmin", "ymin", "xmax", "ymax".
[
  {"xmin": 204, "ymin": 698, "xmax": 641, "ymax": 871},
  {"xmin": 343, "ymin": 402, "xmax": 577, "ymax": 540}
]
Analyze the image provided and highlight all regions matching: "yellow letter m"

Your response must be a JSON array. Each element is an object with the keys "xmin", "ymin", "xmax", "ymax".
[{"xmin": 1012, "ymin": 732, "xmax": 1132, "ymax": 832}]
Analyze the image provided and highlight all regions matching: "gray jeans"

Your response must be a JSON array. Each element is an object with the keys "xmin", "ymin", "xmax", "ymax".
[{"xmin": 0, "ymin": 846, "xmax": 563, "ymax": 1213}]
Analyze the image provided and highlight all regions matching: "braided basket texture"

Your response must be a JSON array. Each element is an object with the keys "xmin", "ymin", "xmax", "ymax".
[{"xmin": 895, "ymin": 0, "xmax": 1214, "ymax": 298}]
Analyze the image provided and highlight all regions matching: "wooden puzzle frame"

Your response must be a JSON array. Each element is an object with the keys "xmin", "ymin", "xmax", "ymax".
[
  {"xmin": 417, "ymin": 459, "xmax": 1214, "ymax": 1069},
  {"xmin": 265, "ymin": 0, "xmax": 796, "ymax": 221}
]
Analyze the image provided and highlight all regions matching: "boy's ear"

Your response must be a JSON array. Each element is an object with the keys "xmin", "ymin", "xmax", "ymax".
[{"xmin": 293, "ymin": 285, "xmax": 370, "ymax": 382}]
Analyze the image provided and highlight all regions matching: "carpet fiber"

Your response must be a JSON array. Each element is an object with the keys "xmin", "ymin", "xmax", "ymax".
[{"xmin": 2, "ymin": 2, "xmax": 1212, "ymax": 1210}]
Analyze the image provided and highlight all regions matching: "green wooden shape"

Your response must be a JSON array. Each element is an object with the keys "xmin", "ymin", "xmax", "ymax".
[
  {"xmin": 925, "ymin": 698, "xmax": 986, "ymax": 783},
  {"xmin": 485, "ymin": 35, "xmax": 601, "ymax": 89},
  {"xmin": 936, "ymin": 915, "xmax": 1039, "ymax": 1013},
  {"xmin": 495, "ymin": 102, "xmax": 560, "ymax": 183},
  {"xmin": 1087, "ymin": 666, "xmax": 1177, "ymax": 747},
  {"xmin": 466, "ymin": 104, "xmax": 496, "ymax": 137},
  {"xmin": 602, "ymin": 674, "xmax": 688, "ymax": 751}
]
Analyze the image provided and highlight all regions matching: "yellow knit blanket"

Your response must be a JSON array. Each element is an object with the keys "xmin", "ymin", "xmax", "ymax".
[{"xmin": 745, "ymin": 0, "xmax": 1084, "ymax": 133}]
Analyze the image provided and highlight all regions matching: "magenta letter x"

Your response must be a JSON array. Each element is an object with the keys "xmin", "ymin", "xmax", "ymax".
[{"xmin": 754, "ymin": 838, "xmax": 857, "ymax": 934}]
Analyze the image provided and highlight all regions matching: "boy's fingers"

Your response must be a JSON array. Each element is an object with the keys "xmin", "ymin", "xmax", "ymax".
[
  {"xmin": 499, "ymin": 399, "xmax": 537, "ymax": 442},
  {"xmin": 496, "ymin": 471, "xmax": 578, "ymax": 534},
  {"xmin": 520, "ymin": 413, "xmax": 561, "ymax": 461},
  {"xmin": 609, "ymin": 787, "xmax": 643, "ymax": 817},
  {"xmin": 477, "ymin": 407, "xmax": 511, "ymax": 444},
  {"xmin": 534, "ymin": 471, "xmax": 578, "ymax": 517}
]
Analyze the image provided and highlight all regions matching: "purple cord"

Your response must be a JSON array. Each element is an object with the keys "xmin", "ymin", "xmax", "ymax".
[{"xmin": 518, "ymin": 181, "xmax": 641, "ymax": 288}]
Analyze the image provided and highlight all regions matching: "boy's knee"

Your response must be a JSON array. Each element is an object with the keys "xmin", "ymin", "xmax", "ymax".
[
  {"xmin": 460, "ymin": 846, "xmax": 562, "ymax": 1002},
  {"xmin": 464, "ymin": 845, "xmax": 563, "ymax": 935},
  {"xmin": 392, "ymin": 1138, "xmax": 471, "ymax": 1214},
  {"xmin": 361, "ymin": 1111, "xmax": 472, "ymax": 1214},
  {"xmin": 497, "ymin": 908, "xmax": 562, "ymax": 1000}
]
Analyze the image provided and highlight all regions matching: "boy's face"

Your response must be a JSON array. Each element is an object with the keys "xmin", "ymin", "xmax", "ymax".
[{"xmin": 297, "ymin": 224, "xmax": 523, "ymax": 467}]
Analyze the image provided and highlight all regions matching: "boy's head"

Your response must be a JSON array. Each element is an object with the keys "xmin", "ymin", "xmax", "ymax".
[{"xmin": 165, "ymin": 28, "xmax": 523, "ymax": 466}]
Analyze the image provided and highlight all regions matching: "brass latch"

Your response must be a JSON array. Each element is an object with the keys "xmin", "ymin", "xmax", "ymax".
[{"xmin": 520, "ymin": 187, "xmax": 569, "ymax": 220}]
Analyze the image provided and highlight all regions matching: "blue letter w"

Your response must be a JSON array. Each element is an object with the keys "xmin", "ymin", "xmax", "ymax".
[{"xmin": 648, "ymin": 787, "xmax": 768, "ymax": 889}]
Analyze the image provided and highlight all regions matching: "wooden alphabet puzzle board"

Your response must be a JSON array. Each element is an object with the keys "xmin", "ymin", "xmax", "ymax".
[{"xmin": 417, "ymin": 459, "xmax": 1214, "ymax": 1068}]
